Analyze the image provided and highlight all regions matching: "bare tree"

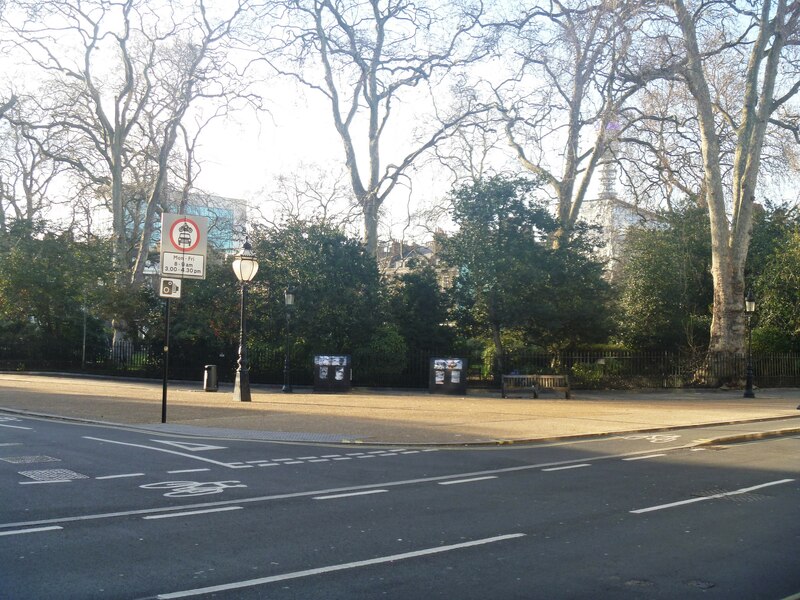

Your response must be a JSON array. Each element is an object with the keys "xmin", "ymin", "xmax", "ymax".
[
  {"xmin": 635, "ymin": 0, "xmax": 800, "ymax": 360},
  {"xmin": 258, "ymin": 163, "xmax": 362, "ymax": 232},
  {"xmin": 0, "ymin": 95, "xmax": 67, "ymax": 231},
  {"xmin": 2, "ymin": 0, "xmax": 253, "ymax": 347},
  {"xmin": 249, "ymin": 0, "xmax": 490, "ymax": 255},
  {"xmin": 491, "ymin": 0, "xmax": 646, "ymax": 247}
]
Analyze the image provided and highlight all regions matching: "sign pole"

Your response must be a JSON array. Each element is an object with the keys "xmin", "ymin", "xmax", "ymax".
[{"xmin": 162, "ymin": 297, "xmax": 171, "ymax": 423}]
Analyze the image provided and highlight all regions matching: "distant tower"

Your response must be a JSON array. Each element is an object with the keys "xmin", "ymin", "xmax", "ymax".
[{"xmin": 582, "ymin": 118, "xmax": 629, "ymax": 279}]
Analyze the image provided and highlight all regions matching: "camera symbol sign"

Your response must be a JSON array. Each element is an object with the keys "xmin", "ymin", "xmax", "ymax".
[{"xmin": 159, "ymin": 278, "xmax": 182, "ymax": 299}]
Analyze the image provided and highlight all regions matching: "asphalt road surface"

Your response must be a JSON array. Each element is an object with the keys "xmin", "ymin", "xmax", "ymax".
[{"xmin": 1, "ymin": 414, "xmax": 799, "ymax": 599}]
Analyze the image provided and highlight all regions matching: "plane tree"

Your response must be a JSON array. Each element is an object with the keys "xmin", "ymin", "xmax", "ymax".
[
  {"xmin": 248, "ymin": 0, "xmax": 490, "ymax": 256},
  {"xmin": 627, "ymin": 0, "xmax": 800, "ymax": 363}
]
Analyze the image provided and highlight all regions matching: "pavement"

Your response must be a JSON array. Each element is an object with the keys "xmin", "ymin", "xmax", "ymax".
[{"xmin": 1, "ymin": 373, "xmax": 800, "ymax": 446}]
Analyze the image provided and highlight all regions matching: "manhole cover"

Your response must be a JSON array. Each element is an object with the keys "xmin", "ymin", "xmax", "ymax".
[
  {"xmin": 1, "ymin": 456, "xmax": 61, "ymax": 464},
  {"xmin": 19, "ymin": 469, "xmax": 88, "ymax": 481}
]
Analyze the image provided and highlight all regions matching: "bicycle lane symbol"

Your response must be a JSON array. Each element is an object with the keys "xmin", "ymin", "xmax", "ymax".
[
  {"xmin": 622, "ymin": 434, "xmax": 681, "ymax": 444},
  {"xmin": 140, "ymin": 480, "xmax": 247, "ymax": 498}
]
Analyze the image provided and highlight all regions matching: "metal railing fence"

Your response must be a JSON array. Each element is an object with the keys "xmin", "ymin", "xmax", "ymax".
[{"xmin": 3, "ymin": 341, "xmax": 800, "ymax": 390}]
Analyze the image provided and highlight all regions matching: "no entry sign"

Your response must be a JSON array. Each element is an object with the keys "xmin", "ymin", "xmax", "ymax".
[{"xmin": 160, "ymin": 213, "xmax": 209, "ymax": 280}]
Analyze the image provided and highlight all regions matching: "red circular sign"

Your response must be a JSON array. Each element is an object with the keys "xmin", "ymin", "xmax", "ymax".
[{"xmin": 169, "ymin": 217, "xmax": 201, "ymax": 253}]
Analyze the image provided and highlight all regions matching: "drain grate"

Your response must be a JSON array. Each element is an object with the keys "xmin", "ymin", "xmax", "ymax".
[
  {"xmin": 19, "ymin": 469, "xmax": 89, "ymax": 481},
  {"xmin": 1, "ymin": 456, "xmax": 61, "ymax": 464}
]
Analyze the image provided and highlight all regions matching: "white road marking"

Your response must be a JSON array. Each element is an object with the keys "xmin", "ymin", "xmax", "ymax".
[
  {"xmin": 0, "ymin": 526, "xmax": 63, "ymax": 537},
  {"xmin": 438, "ymin": 476, "xmax": 498, "ymax": 486},
  {"xmin": 143, "ymin": 507, "xmax": 243, "ymax": 520},
  {"xmin": 0, "ymin": 443, "xmax": 22, "ymax": 446},
  {"xmin": 19, "ymin": 480, "xmax": 71, "ymax": 485},
  {"xmin": 150, "ymin": 440, "xmax": 227, "ymax": 452},
  {"xmin": 308, "ymin": 459, "xmax": 330, "ymax": 463},
  {"xmin": 622, "ymin": 454, "xmax": 666, "ymax": 461},
  {"xmin": 542, "ymin": 464, "xmax": 591, "ymax": 472},
  {"xmin": 313, "ymin": 490, "xmax": 388, "ymax": 500},
  {"xmin": 156, "ymin": 533, "xmax": 526, "ymax": 599},
  {"xmin": 0, "ymin": 450, "xmax": 693, "ymax": 530},
  {"xmin": 167, "ymin": 469, "xmax": 210, "ymax": 474},
  {"xmin": 257, "ymin": 463, "xmax": 279, "ymax": 467},
  {"xmin": 631, "ymin": 479, "xmax": 796, "ymax": 514},
  {"xmin": 96, "ymin": 473, "xmax": 145, "ymax": 480},
  {"xmin": 83, "ymin": 437, "xmax": 247, "ymax": 469},
  {"xmin": 0, "ymin": 424, "xmax": 32, "ymax": 430}
]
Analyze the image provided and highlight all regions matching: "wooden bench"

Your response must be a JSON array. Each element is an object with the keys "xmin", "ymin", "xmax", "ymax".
[{"xmin": 501, "ymin": 374, "xmax": 571, "ymax": 399}]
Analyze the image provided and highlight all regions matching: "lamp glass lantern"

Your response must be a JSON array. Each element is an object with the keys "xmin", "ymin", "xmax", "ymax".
[
  {"xmin": 232, "ymin": 241, "xmax": 259, "ymax": 283},
  {"xmin": 745, "ymin": 290, "xmax": 755, "ymax": 314}
]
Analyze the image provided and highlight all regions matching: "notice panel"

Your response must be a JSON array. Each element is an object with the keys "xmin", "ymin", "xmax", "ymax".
[{"xmin": 159, "ymin": 213, "xmax": 208, "ymax": 280}]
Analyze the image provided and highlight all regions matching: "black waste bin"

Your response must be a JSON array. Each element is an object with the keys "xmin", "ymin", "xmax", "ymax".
[
  {"xmin": 429, "ymin": 358, "xmax": 468, "ymax": 395},
  {"xmin": 203, "ymin": 364, "xmax": 218, "ymax": 392},
  {"xmin": 313, "ymin": 355, "xmax": 352, "ymax": 393}
]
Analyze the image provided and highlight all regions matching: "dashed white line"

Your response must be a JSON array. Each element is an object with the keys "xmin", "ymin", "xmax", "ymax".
[
  {"xmin": 542, "ymin": 464, "xmax": 591, "ymax": 472},
  {"xmin": 156, "ymin": 533, "xmax": 525, "ymax": 599},
  {"xmin": 0, "ymin": 424, "xmax": 32, "ymax": 430},
  {"xmin": 631, "ymin": 479, "xmax": 796, "ymax": 514},
  {"xmin": 19, "ymin": 480, "xmax": 72, "ymax": 485},
  {"xmin": 143, "ymin": 507, "xmax": 243, "ymax": 520},
  {"xmin": 308, "ymin": 459, "xmax": 330, "ymax": 463},
  {"xmin": 622, "ymin": 454, "xmax": 666, "ymax": 461},
  {"xmin": 96, "ymin": 473, "xmax": 145, "ymax": 480},
  {"xmin": 313, "ymin": 490, "xmax": 388, "ymax": 500},
  {"xmin": 333, "ymin": 457, "xmax": 352, "ymax": 461},
  {"xmin": 167, "ymin": 469, "xmax": 211, "ymax": 474},
  {"xmin": 438, "ymin": 476, "xmax": 498, "ymax": 486},
  {"xmin": 0, "ymin": 526, "xmax": 63, "ymax": 537}
]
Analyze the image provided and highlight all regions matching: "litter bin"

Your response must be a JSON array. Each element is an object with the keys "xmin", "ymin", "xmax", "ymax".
[
  {"xmin": 203, "ymin": 364, "xmax": 218, "ymax": 392},
  {"xmin": 429, "ymin": 358, "xmax": 468, "ymax": 395},
  {"xmin": 313, "ymin": 355, "xmax": 352, "ymax": 393}
]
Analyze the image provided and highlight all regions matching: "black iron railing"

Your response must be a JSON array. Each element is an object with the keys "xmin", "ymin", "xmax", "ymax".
[{"xmin": 4, "ymin": 341, "xmax": 800, "ymax": 390}]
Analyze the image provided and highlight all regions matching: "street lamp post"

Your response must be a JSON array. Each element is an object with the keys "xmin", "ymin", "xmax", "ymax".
[
  {"xmin": 744, "ymin": 289, "xmax": 755, "ymax": 399},
  {"xmin": 282, "ymin": 287, "xmax": 295, "ymax": 393},
  {"xmin": 232, "ymin": 239, "xmax": 259, "ymax": 402}
]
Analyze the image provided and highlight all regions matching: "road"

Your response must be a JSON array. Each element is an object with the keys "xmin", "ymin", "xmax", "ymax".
[{"xmin": 1, "ymin": 414, "xmax": 798, "ymax": 599}]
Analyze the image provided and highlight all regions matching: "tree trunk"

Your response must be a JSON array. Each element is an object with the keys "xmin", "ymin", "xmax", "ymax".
[
  {"xmin": 491, "ymin": 320, "xmax": 504, "ymax": 385},
  {"xmin": 363, "ymin": 197, "xmax": 380, "ymax": 257}
]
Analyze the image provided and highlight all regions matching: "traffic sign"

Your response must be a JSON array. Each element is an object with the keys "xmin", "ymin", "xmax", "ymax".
[
  {"xmin": 160, "ymin": 213, "xmax": 208, "ymax": 280},
  {"xmin": 159, "ymin": 278, "xmax": 182, "ymax": 299}
]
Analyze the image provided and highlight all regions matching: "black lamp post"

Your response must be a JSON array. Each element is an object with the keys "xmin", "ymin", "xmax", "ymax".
[
  {"xmin": 743, "ymin": 289, "xmax": 755, "ymax": 399},
  {"xmin": 232, "ymin": 239, "xmax": 259, "ymax": 402},
  {"xmin": 282, "ymin": 287, "xmax": 295, "ymax": 393}
]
